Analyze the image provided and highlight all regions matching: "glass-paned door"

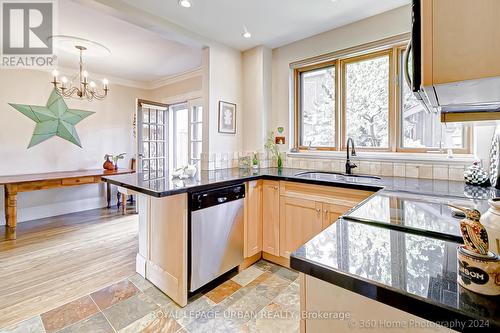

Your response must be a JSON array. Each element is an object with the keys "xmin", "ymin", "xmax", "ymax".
[{"xmin": 137, "ymin": 100, "xmax": 168, "ymax": 180}]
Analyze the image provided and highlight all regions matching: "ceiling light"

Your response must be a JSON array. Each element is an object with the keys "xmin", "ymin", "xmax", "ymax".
[
  {"xmin": 178, "ymin": 0, "xmax": 192, "ymax": 8},
  {"xmin": 242, "ymin": 26, "xmax": 252, "ymax": 39}
]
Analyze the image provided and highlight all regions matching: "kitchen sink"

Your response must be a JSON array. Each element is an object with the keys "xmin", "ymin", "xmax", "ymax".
[{"xmin": 294, "ymin": 171, "xmax": 381, "ymax": 181}]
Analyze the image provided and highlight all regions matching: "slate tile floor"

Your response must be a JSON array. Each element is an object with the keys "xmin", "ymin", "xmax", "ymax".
[{"xmin": 0, "ymin": 261, "xmax": 300, "ymax": 333}]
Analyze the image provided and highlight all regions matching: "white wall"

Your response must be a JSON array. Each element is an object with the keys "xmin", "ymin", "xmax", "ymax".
[
  {"xmin": 208, "ymin": 44, "xmax": 243, "ymax": 154},
  {"xmin": 0, "ymin": 69, "xmax": 151, "ymax": 224},
  {"xmin": 242, "ymin": 46, "xmax": 272, "ymax": 152}
]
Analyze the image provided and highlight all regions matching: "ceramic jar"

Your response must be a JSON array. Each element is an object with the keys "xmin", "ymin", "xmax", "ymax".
[
  {"xmin": 457, "ymin": 246, "xmax": 500, "ymax": 296},
  {"xmin": 463, "ymin": 161, "xmax": 489, "ymax": 185},
  {"xmin": 482, "ymin": 198, "xmax": 500, "ymax": 256}
]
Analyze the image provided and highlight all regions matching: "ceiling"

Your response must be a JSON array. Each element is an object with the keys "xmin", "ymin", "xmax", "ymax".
[
  {"xmin": 115, "ymin": 0, "xmax": 410, "ymax": 50},
  {"xmin": 56, "ymin": 1, "xmax": 202, "ymax": 83}
]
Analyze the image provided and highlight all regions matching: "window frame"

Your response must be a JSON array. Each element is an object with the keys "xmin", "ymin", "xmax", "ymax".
[
  {"xmin": 293, "ymin": 44, "xmax": 472, "ymax": 154},
  {"xmin": 294, "ymin": 60, "xmax": 339, "ymax": 151},
  {"xmin": 340, "ymin": 49, "xmax": 395, "ymax": 152}
]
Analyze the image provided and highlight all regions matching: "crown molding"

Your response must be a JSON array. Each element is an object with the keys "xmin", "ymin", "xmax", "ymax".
[
  {"xmin": 33, "ymin": 66, "xmax": 204, "ymax": 90},
  {"xmin": 148, "ymin": 67, "xmax": 203, "ymax": 90}
]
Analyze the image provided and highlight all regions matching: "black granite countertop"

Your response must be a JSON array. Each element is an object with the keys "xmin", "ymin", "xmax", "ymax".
[
  {"xmin": 290, "ymin": 218, "xmax": 500, "ymax": 331},
  {"xmin": 103, "ymin": 167, "xmax": 500, "ymax": 200}
]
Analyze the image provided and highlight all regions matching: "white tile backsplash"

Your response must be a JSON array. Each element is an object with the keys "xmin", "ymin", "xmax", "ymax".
[{"xmin": 200, "ymin": 151, "xmax": 469, "ymax": 182}]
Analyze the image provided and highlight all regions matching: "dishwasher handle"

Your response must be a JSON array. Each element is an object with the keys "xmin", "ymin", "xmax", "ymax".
[{"xmin": 190, "ymin": 183, "xmax": 245, "ymax": 211}]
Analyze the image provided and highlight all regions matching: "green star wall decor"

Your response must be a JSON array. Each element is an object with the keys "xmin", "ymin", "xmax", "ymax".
[{"xmin": 9, "ymin": 89, "xmax": 95, "ymax": 148}]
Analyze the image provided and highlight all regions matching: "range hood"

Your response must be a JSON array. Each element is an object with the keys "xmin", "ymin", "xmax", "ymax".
[{"xmin": 422, "ymin": 76, "xmax": 500, "ymax": 123}]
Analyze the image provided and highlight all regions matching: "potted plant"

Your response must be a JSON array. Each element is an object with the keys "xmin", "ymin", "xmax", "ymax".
[
  {"xmin": 104, "ymin": 153, "xmax": 126, "ymax": 170},
  {"xmin": 265, "ymin": 131, "xmax": 283, "ymax": 170}
]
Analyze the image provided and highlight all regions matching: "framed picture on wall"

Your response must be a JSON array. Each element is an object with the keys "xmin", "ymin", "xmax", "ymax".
[{"xmin": 218, "ymin": 101, "xmax": 236, "ymax": 134}]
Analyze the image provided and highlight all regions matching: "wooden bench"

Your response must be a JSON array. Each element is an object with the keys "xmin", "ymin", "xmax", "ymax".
[{"xmin": 0, "ymin": 169, "xmax": 134, "ymax": 239}]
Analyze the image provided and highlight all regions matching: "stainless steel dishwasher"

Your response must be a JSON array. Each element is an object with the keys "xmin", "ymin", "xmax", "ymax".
[{"xmin": 189, "ymin": 183, "xmax": 245, "ymax": 292}]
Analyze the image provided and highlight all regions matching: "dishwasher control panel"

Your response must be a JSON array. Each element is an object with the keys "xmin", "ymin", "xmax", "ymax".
[{"xmin": 190, "ymin": 184, "xmax": 245, "ymax": 211}]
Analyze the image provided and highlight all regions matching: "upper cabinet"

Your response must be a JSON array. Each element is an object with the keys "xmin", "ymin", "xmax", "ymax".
[{"xmin": 414, "ymin": 0, "xmax": 500, "ymax": 122}]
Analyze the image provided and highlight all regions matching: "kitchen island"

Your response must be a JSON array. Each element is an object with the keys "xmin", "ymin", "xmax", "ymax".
[{"xmin": 103, "ymin": 167, "xmax": 500, "ymax": 331}]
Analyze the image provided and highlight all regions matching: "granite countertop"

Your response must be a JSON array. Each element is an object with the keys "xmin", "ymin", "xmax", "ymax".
[
  {"xmin": 290, "ymin": 218, "xmax": 500, "ymax": 331},
  {"xmin": 103, "ymin": 167, "xmax": 500, "ymax": 200}
]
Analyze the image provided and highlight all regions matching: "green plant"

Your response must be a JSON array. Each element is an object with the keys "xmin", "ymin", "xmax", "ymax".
[
  {"xmin": 104, "ymin": 153, "xmax": 126, "ymax": 165},
  {"xmin": 265, "ymin": 131, "xmax": 283, "ymax": 168},
  {"xmin": 252, "ymin": 152, "xmax": 259, "ymax": 166}
]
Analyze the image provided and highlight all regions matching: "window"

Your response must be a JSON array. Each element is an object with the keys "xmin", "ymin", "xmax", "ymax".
[
  {"xmin": 343, "ymin": 52, "xmax": 390, "ymax": 149},
  {"xmin": 169, "ymin": 99, "xmax": 204, "ymax": 171},
  {"xmin": 298, "ymin": 63, "xmax": 336, "ymax": 148},
  {"xmin": 294, "ymin": 45, "xmax": 470, "ymax": 153},
  {"xmin": 399, "ymin": 50, "xmax": 467, "ymax": 152},
  {"xmin": 138, "ymin": 102, "xmax": 167, "ymax": 181}
]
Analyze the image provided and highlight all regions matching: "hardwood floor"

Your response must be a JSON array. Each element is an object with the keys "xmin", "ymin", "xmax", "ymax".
[{"xmin": 0, "ymin": 208, "xmax": 138, "ymax": 328}]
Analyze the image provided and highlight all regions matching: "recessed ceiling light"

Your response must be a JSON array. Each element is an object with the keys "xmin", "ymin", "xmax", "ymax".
[
  {"xmin": 242, "ymin": 26, "xmax": 252, "ymax": 39},
  {"xmin": 178, "ymin": 0, "xmax": 192, "ymax": 8}
]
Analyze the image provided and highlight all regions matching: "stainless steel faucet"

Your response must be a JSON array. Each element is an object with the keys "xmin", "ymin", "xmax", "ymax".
[{"xmin": 345, "ymin": 138, "xmax": 357, "ymax": 175}]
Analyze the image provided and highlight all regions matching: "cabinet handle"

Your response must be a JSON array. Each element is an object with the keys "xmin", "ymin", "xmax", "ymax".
[
  {"xmin": 273, "ymin": 186, "xmax": 278, "ymax": 190},
  {"xmin": 316, "ymin": 208, "xmax": 321, "ymax": 213},
  {"xmin": 324, "ymin": 210, "xmax": 328, "ymax": 214}
]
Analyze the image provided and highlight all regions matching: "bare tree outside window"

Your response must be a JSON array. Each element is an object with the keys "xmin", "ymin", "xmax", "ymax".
[{"xmin": 344, "ymin": 55, "xmax": 389, "ymax": 148}]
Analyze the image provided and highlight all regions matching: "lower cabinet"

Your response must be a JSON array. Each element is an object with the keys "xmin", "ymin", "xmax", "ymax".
[
  {"xmin": 245, "ymin": 180, "xmax": 374, "ymax": 264},
  {"xmin": 244, "ymin": 180, "xmax": 262, "ymax": 258},
  {"xmin": 262, "ymin": 180, "xmax": 280, "ymax": 256},
  {"xmin": 279, "ymin": 197, "xmax": 322, "ymax": 258}
]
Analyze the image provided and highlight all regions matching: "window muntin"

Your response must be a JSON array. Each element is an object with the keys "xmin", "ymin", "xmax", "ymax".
[{"xmin": 343, "ymin": 54, "xmax": 390, "ymax": 149}]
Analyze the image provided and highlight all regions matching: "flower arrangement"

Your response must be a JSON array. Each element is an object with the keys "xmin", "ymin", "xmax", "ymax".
[
  {"xmin": 103, "ymin": 153, "xmax": 126, "ymax": 170},
  {"xmin": 265, "ymin": 131, "xmax": 283, "ymax": 169}
]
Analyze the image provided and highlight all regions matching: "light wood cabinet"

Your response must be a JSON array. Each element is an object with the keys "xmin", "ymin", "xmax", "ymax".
[
  {"xmin": 279, "ymin": 197, "xmax": 322, "ymax": 258},
  {"xmin": 262, "ymin": 180, "xmax": 280, "ymax": 256},
  {"xmin": 244, "ymin": 180, "xmax": 262, "ymax": 258},
  {"xmin": 422, "ymin": 0, "xmax": 500, "ymax": 86},
  {"xmin": 279, "ymin": 181, "xmax": 373, "ymax": 259},
  {"xmin": 322, "ymin": 202, "xmax": 352, "ymax": 230}
]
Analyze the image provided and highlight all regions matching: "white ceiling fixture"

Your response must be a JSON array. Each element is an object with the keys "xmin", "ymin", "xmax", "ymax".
[
  {"xmin": 242, "ymin": 26, "xmax": 251, "ymax": 39},
  {"xmin": 113, "ymin": 0, "xmax": 410, "ymax": 50},
  {"xmin": 56, "ymin": 0, "xmax": 202, "ymax": 83},
  {"xmin": 178, "ymin": 0, "xmax": 192, "ymax": 8}
]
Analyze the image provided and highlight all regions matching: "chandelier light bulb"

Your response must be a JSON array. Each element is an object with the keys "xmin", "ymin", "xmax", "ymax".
[
  {"xmin": 89, "ymin": 81, "xmax": 96, "ymax": 88},
  {"xmin": 102, "ymin": 78, "xmax": 109, "ymax": 85},
  {"xmin": 61, "ymin": 76, "xmax": 68, "ymax": 83},
  {"xmin": 83, "ymin": 70, "xmax": 88, "ymax": 78},
  {"xmin": 52, "ymin": 70, "xmax": 59, "ymax": 77}
]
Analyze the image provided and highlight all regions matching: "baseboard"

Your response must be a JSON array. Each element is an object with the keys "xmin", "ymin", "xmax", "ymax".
[
  {"xmin": 262, "ymin": 252, "xmax": 290, "ymax": 268},
  {"xmin": 239, "ymin": 252, "xmax": 262, "ymax": 271},
  {"xmin": 136, "ymin": 253, "xmax": 147, "ymax": 277}
]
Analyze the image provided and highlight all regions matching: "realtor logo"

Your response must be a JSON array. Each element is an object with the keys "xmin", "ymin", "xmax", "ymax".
[
  {"xmin": 1, "ymin": 1, "xmax": 55, "ymax": 68},
  {"xmin": 2, "ymin": 1, "xmax": 53, "ymax": 54}
]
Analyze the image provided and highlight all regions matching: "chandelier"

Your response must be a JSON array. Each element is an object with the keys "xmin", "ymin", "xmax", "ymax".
[{"xmin": 51, "ymin": 45, "xmax": 109, "ymax": 101}]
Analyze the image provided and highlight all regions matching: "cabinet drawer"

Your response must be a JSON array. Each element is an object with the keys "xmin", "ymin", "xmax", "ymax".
[{"xmin": 62, "ymin": 176, "xmax": 96, "ymax": 186}]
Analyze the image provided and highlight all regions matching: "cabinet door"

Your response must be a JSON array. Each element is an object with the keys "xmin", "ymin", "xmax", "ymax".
[
  {"xmin": 322, "ymin": 203, "xmax": 352, "ymax": 230},
  {"xmin": 244, "ymin": 180, "xmax": 262, "ymax": 258},
  {"xmin": 279, "ymin": 197, "xmax": 322, "ymax": 258},
  {"xmin": 262, "ymin": 180, "xmax": 280, "ymax": 256}
]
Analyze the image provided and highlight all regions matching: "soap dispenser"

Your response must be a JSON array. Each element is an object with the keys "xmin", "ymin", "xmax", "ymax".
[{"xmin": 449, "ymin": 205, "xmax": 500, "ymax": 296}]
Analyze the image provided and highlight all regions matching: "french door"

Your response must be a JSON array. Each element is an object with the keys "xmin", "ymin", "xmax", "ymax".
[{"xmin": 137, "ymin": 100, "xmax": 168, "ymax": 180}]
